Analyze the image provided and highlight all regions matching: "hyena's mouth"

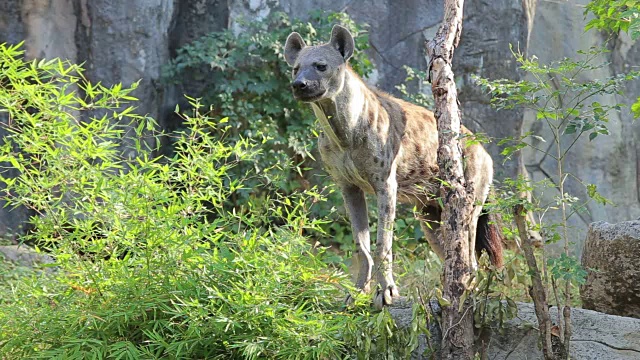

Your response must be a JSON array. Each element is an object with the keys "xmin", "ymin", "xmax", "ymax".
[{"xmin": 293, "ymin": 89, "xmax": 327, "ymax": 102}]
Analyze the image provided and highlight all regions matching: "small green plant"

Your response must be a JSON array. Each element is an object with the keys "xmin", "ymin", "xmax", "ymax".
[{"xmin": 472, "ymin": 256, "xmax": 523, "ymax": 322}]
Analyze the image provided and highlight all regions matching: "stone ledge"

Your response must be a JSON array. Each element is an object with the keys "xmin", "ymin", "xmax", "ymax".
[{"xmin": 387, "ymin": 298, "xmax": 640, "ymax": 359}]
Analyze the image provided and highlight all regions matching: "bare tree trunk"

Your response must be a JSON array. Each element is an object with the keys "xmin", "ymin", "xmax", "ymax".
[
  {"xmin": 426, "ymin": 1, "xmax": 474, "ymax": 358},
  {"xmin": 514, "ymin": 204, "xmax": 555, "ymax": 359}
]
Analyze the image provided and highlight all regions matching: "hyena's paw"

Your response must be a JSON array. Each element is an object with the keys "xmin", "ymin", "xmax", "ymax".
[
  {"xmin": 344, "ymin": 293, "xmax": 356, "ymax": 307},
  {"xmin": 344, "ymin": 285, "xmax": 371, "ymax": 307},
  {"xmin": 373, "ymin": 284, "xmax": 400, "ymax": 309}
]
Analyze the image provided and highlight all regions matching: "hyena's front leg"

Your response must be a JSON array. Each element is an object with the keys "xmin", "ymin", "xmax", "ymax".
[
  {"xmin": 373, "ymin": 174, "xmax": 400, "ymax": 308},
  {"xmin": 341, "ymin": 184, "xmax": 373, "ymax": 300}
]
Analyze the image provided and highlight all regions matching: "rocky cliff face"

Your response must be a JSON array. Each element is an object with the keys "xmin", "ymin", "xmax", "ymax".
[
  {"xmin": 0, "ymin": 0, "xmax": 228, "ymax": 237},
  {"xmin": 1, "ymin": 0, "xmax": 639, "ymax": 253}
]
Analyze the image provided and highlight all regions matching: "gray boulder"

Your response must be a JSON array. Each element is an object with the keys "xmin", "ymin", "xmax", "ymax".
[
  {"xmin": 0, "ymin": 245, "xmax": 54, "ymax": 267},
  {"xmin": 581, "ymin": 221, "xmax": 640, "ymax": 319}
]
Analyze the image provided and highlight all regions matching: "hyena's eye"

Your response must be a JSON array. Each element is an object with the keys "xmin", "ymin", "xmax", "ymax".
[
  {"xmin": 293, "ymin": 66, "xmax": 300, "ymax": 74},
  {"xmin": 315, "ymin": 64, "xmax": 327, "ymax": 72}
]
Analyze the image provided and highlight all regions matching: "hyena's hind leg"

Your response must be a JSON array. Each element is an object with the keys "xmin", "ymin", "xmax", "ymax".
[
  {"xmin": 418, "ymin": 206, "xmax": 444, "ymax": 261},
  {"xmin": 418, "ymin": 148, "xmax": 503, "ymax": 269},
  {"xmin": 341, "ymin": 185, "xmax": 374, "ymax": 300}
]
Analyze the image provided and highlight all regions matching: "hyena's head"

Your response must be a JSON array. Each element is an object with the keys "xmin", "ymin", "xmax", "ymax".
[{"xmin": 284, "ymin": 25, "xmax": 354, "ymax": 102}]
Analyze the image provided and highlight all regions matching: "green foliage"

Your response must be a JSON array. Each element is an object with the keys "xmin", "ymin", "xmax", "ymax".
[
  {"xmin": 0, "ymin": 43, "xmax": 428, "ymax": 359},
  {"xmin": 585, "ymin": 0, "xmax": 640, "ymax": 119},
  {"xmin": 395, "ymin": 66, "xmax": 435, "ymax": 109},
  {"xmin": 585, "ymin": 0, "xmax": 640, "ymax": 40},
  {"xmin": 548, "ymin": 253, "xmax": 587, "ymax": 286}
]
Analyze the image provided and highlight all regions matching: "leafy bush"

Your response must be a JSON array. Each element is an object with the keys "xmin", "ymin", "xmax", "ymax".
[{"xmin": 0, "ymin": 42, "xmax": 435, "ymax": 359}]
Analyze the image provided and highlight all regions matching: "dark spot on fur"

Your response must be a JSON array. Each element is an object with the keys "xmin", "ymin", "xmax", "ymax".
[
  {"xmin": 377, "ymin": 93, "xmax": 403, "ymax": 128},
  {"xmin": 415, "ymin": 143, "xmax": 422, "ymax": 154},
  {"xmin": 367, "ymin": 107, "xmax": 376, "ymax": 123},
  {"xmin": 373, "ymin": 156, "xmax": 379, "ymax": 164}
]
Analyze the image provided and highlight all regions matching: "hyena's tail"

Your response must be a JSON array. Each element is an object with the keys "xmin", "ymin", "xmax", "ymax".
[{"xmin": 475, "ymin": 210, "xmax": 504, "ymax": 268}]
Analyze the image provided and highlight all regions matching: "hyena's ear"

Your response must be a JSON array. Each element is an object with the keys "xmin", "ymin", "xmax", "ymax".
[
  {"xmin": 284, "ymin": 32, "xmax": 306, "ymax": 66},
  {"xmin": 329, "ymin": 25, "xmax": 355, "ymax": 61}
]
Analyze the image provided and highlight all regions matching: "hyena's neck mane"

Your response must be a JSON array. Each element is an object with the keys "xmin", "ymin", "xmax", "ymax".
[{"xmin": 311, "ymin": 67, "xmax": 370, "ymax": 149}]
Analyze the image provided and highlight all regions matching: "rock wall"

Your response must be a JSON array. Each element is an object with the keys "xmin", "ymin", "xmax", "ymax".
[{"xmin": 1, "ymin": 0, "xmax": 639, "ymax": 254}]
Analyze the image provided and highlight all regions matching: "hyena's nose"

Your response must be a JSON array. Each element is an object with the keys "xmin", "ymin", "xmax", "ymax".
[{"xmin": 292, "ymin": 79, "xmax": 308, "ymax": 90}]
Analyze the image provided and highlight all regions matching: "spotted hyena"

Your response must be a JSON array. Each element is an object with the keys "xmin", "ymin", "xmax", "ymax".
[{"xmin": 284, "ymin": 25, "xmax": 503, "ymax": 308}]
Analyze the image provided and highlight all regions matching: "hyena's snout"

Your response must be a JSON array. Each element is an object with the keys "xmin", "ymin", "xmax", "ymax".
[
  {"xmin": 291, "ymin": 75, "xmax": 323, "ymax": 102},
  {"xmin": 291, "ymin": 78, "xmax": 308, "ymax": 91}
]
